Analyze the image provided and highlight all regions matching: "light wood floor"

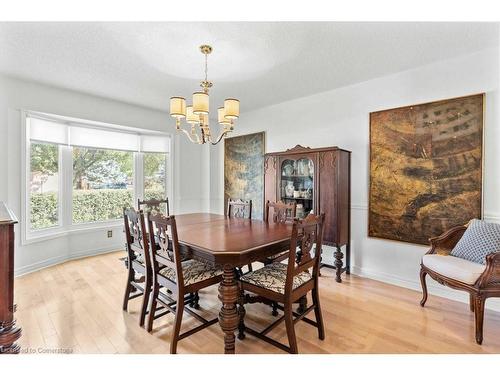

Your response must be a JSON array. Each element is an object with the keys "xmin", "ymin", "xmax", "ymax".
[{"xmin": 13, "ymin": 251, "xmax": 500, "ymax": 354}]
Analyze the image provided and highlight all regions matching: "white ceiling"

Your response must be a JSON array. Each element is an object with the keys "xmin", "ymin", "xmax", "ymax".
[{"xmin": 0, "ymin": 22, "xmax": 498, "ymax": 113}]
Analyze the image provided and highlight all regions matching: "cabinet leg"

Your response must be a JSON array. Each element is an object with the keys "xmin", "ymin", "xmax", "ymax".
[{"xmin": 334, "ymin": 246, "xmax": 344, "ymax": 283}]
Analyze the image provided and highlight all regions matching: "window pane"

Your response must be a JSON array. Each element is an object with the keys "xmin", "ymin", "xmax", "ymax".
[
  {"xmin": 30, "ymin": 142, "xmax": 59, "ymax": 230},
  {"xmin": 143, "ymin": 152, "xmax": 167, "ymax": 212},
  {"xmin": 72, "ymin": 147, "xmax": 133, "ymax": 223}
]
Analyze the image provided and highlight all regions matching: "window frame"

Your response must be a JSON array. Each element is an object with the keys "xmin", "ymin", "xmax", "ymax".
[{"xmin": 21, "ymin": 110, "xmax": 173, "ymax": 245}]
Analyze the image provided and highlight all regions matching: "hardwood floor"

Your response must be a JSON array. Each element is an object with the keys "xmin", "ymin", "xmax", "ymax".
[{"xmin": 13, "ymin": 251, "xmax": 500, "ymax": 354}]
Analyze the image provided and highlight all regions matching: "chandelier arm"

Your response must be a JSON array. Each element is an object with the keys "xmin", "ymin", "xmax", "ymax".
[
  {"xmin": 210, "ymin": 129, "xmax": 232, "ymax": 145},
  {"xmin": 200, "ymin": 125, "xmax": 210, "ymax": 143},
  {"xmin": 178, "ymin": 127, "xmax": 204, "ymax": 144}
]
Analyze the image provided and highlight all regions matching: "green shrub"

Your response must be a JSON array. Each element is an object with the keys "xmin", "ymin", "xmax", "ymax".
[
  {"xmin": 30, "ymin": 188, "xmax": 167, "ymax": 228},
  {"xmin": 72, "ymin": 189, "xmax": 134, "ymax": 223},
  {"xmin": 30, "ymin": 192, "xmax": 58, "ymax": 229}
]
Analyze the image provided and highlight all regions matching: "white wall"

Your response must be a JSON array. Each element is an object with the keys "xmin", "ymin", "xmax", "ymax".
[
  {"xmin": 210, "ymin": 48, "xmax": 500, "ymax": 310},
  {"xmin": 0, "ymin": 75, "xmax": 207, "ymax": 275}
]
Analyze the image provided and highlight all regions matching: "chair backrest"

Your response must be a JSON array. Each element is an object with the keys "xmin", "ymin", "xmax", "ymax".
[
  {"xmin": 138, "ymin": 197, "xmax": 170, "ymax": 216},
  {"xmin": 227, "ymin": 198, "xmax": 252, "ymax": 219},
  {"xmin": 265, "ymin": 200, "xmax": 297, "ymax": 223},
  {"xmin": 123, "ymin": 207, "xmax": 150, "ymax": 269},
  {"xmin": 285, "ymin": 213, "xmax": 325, "ymax": 295},
  {"xmin": 146, "ymin": 213, "xmax": 184, "ymax": 287}
]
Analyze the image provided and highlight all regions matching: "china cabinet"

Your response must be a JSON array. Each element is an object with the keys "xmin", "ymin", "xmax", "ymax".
[{"xmin": 264, "ymin": 145, "xmax": 351, "ymax": 282}]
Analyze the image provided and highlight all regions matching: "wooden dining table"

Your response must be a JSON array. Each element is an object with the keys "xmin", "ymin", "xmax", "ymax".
[{"xmin": 173, "ymin": 212, "xmax": 293, "ymax": 354}]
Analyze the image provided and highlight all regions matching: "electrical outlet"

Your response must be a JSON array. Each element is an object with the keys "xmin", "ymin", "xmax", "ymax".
[{"xmin": 107, "ymin": 230, "xmax": 113, "ymax": 238}]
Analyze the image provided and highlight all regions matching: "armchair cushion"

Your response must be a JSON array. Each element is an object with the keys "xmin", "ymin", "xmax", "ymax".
[
  {"xmin": 422, "ymin": 254, "xmax": 485, "ymax": 285},
  {"xmin": 450, "ymin": 219, "xmax": 500, "ymax": 264}
]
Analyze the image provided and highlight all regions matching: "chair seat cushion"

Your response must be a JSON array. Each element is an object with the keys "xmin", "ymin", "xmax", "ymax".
[
  {"xmin": 450, "ymin": 219, "xmax": 500, "ymax": 264},
  {"xmin": 159, "ymin": 259, "xmax": 223, "ymax": 286},
  {"xmin": 422, "ymin": 254, "xmax": 486, "ymax": 285},
  {"xmin": 240, "ymin": 262, "xmax": 311, "ymax": 294}
]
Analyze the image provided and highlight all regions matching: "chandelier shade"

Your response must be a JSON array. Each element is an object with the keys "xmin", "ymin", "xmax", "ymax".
[
  {"xmin": 169, "ymin": 44, "xmax": 239, "ymax": 145},
  {"xmin": 224, "ymin": 99, "xmax": 240, "ymax": 119},
  {"xmin": 192, "ymin": 92, "xmax": 209, "ymax": 115},
  {"xmin": 170, "ymin": 97, "xmax": 186, "ymax": 118},
  {"xmin": 186, "ymin": 106, "xmax": 200, "ymax": 124},
  {"xmin": 218, "ymin": 107, "xmax": 231, "ymax": 126}
]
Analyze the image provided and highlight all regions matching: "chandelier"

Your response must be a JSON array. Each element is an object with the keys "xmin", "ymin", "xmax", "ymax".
[{"xmin": 169, "ymin": 45, "xmax": 240, "ymax": 145}]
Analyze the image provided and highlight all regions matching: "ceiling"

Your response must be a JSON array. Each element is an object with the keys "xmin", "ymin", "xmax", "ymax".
[{"xmin": 0, "ymin": 22, "xmax": 498, "ymax": 113}]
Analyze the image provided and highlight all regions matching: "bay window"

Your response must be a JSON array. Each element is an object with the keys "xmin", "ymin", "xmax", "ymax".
[{"xmin": 23, "ymin": 111, "xmax": 171, "ymax": 242}]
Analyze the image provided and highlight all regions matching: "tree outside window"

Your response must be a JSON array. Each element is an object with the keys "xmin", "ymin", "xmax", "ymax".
[
  {"xmin": 72, "ymin": 147, "xmax": 134, "ymax": 223},
  {"xmin": 143, "ymin": 152, "xmax": 167, "ymax": 213}
]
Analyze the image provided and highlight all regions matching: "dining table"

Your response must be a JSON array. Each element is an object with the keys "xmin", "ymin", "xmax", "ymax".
[{"xmin": 172, "ymin": 212, "xmax": 293, "ymax": 354}]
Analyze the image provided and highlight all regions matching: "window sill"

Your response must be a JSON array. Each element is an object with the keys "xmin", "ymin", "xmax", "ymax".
[{"xmin": 22, "ymin": 220, "xmax": 123, "ymax": 245}]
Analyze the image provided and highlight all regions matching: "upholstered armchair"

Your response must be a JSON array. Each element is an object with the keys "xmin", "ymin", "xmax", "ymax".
[{"xmin": 420, "ymin": 224, "xmax": 500, "ymax": 345}]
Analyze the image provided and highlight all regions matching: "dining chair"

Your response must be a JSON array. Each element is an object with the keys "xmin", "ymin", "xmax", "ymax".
[
  {"xmin": 227, "ymin": 198, "xmax": 254, "ymax": 275},
  {"xmin": 260, "ymin": 200, "xmax": 297, "ymax": 265},
  {"xmin": 138, "ymin": 197, "xmax": 170, "ymax": 216},
  {"xmin": 122, "ymin": 207, "xmax": 151, "ymax": 327},
  {"xmin": 227, "ymin": 198, "xmax": 252, "ymax": 219},
  {"xmin": 121, "ymin": 198, "xmax": 169, "ymax": 269},
  {"xmin": 145, "ymin": 212, "xmax": 223, "ymax": 354},
  {"xmin": 258, "ymin": 200, "xmax": 298, "ymax": 315},
  {"xmin": 137, "ymin": 197, "xmax": 203, "ymax": 307},
  {"xmin": 238, "ymin": 213, "xmax": 326, "ymax": 354}
]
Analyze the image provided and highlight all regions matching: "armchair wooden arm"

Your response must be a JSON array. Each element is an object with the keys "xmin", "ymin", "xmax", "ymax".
[
  {"xmin": 427, "ymin": 225, "xmax": 467, "ymax": 256},
  {"xmin": 477, "ymin": 251, "xmax": 500, "ymax": 289}
]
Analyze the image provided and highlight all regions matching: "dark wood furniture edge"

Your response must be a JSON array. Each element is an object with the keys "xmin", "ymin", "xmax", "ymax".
[
  {"xmin": 265, "ymin": 144, "xmax": 352, "ymax": 156},
  {"xmin": 0, "ymin": 202, "xmax": 21, "ymax": 354}
]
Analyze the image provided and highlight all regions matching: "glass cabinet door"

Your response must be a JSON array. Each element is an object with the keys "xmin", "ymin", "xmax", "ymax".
[{"xmin": 280, "ymin": 158, "xmax": 314, "ymax": 218}]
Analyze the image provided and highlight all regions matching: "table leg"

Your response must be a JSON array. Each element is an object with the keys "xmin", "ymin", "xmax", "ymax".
[{"xmin": 218, "ymin": 264, "xmax": 239, "ymax": 354}]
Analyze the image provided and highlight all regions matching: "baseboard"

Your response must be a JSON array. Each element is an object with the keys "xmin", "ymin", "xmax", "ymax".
[
  {"xmin": 351, "ymin": 265, "xmax": 500, "ymax": 312},
  {"xmin": 14, "ymin": 245, "xmax": 122, "ymax": 277}
]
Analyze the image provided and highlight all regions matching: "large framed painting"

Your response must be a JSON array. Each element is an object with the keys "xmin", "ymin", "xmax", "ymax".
[
  {"xmin": 369, "ymin": 93, "xmax": 484, "ymax": 245},
  {"xmin": 224, "ymin": 132, "xmax": 265, "ymax": 219}
]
